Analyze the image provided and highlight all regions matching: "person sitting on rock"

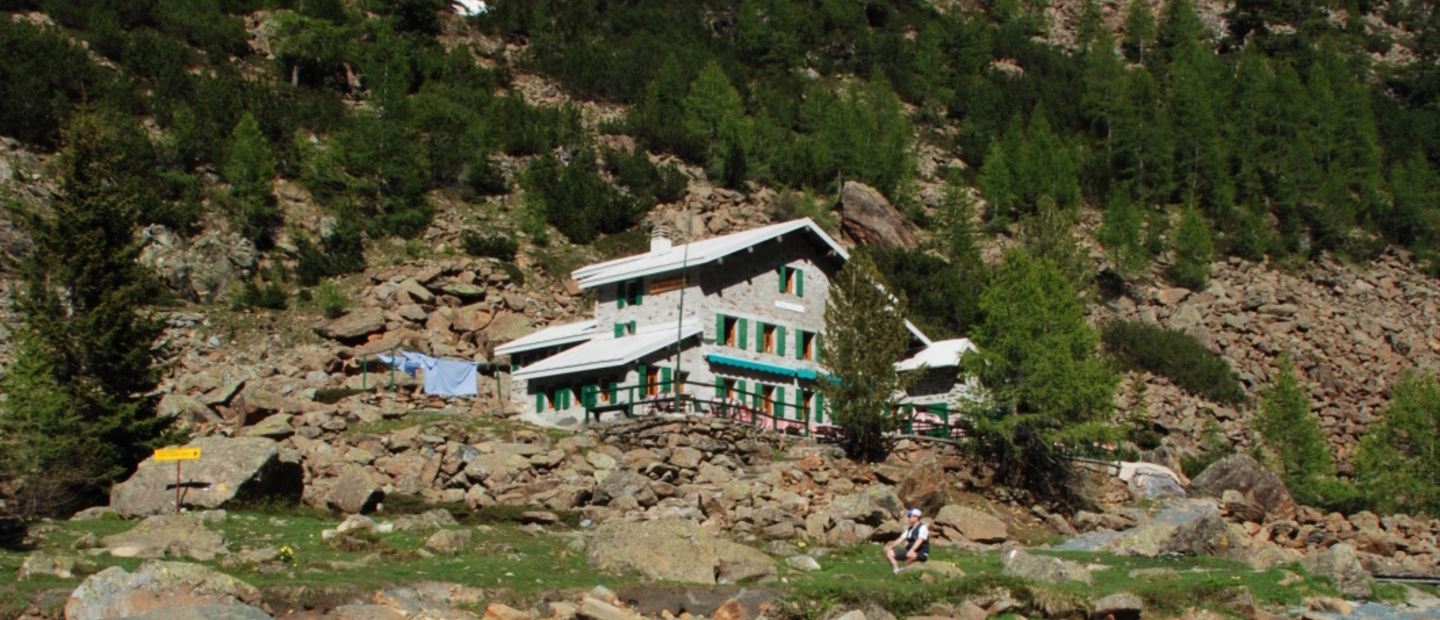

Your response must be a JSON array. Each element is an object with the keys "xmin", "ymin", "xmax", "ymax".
[{"xmin": 884, "ymin": 508, "xmax": 930, "ymax": 574}]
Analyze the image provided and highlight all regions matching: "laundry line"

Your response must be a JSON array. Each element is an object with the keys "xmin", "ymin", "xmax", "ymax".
[{"xmin": 376, "ymin": 349, "xmax": 479, "ymax": 397}]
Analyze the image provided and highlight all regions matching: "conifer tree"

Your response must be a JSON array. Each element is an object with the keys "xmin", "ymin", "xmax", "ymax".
[
  {"xmin": 963, "ymin": 250, "xmax": 1118, "ymax": 498},
  {"xmin": 817, "ymin": 252, "xmax": 914, "ymax": 461},
  {"xmin": 1, "ymin": 113, "xmax": 171, "ymax": 515},
  {"xmin": 1122, "ymin": 0, "xmax": 1157, "ymax": 64},
  {"xmin": 1255, "ymin": 356, "xmax": 1333, "ymax": 481},
  {"xmin": 1169, "ymin": 202, "xmax": 1214, "ymax": 289},
  {"xmin": 226, "ymin": 111, "xmax": 279, "ymax": 245},
  {"xmin": 1076, "ymin": 0, "xmax": 1106, "ymax": 51},
  {"xmin": 1098, "ymin": 184, "xmax": 1148, "ymax": 276},
  {"xmin": 1354, "ymin": 372, "xmax": 1440, "ymax": 514}
]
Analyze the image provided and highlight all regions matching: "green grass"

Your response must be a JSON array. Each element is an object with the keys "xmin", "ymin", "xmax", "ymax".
[{"xmin": 0, "ymin": 511, "xmax": 1380, "ymax": 619}]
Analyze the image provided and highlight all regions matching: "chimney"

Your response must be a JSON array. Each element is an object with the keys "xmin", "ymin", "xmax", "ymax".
[{"xmin": 650, "ymin": 225, "xmax": 672, "ymax": 253}]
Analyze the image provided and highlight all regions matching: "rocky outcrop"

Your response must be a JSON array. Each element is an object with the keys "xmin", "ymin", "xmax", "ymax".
[
  {"xmin": 102, "ymin": 513, "xmax": 230, "ymax": 561},
  {"xmin": 839, "ymin": 182, "xmax": 918, "ymax": 249},
  {"xmin": 586, "ymin": 519, "xmax": 777, "ymax": 584},
  {"xmin": 1000, "ymin": 549, "xmax": 1092, "ymax": 584},
  {"xmin": 314, "ymin": 308, "xmax": 387, "ymax": 344},
  {"xmin": 65, "ymin": 560, "xmax": 265, "ymax": 620},
  {"xmin": 1302, "ymin": 543, "xmax": 1373, "ymax": 599},
  {"xmin": 110, "ymin": 437, "xmax": 302, "ymax": 517},
  {"xmin": 934, "ymin": 505, "xmax": 1008, "ymax": 543},
  {"xmin": 138, "ymin": 225, "xmax": 258, "ymax": 303}
]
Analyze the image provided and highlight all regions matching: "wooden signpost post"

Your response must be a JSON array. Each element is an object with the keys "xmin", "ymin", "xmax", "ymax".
[{"xmin": 153, "ymin": 447, "xmax": 202, "ymax": 514}]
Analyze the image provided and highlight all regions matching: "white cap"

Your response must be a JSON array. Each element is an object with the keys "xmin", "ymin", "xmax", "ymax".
[{"xmin": 907, "ymin": 508, "xmax": 922, "ymax": 517}]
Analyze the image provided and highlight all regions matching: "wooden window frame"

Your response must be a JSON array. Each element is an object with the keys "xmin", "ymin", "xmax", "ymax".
[{"xmin": 762, "ymin": 324, "xmax": 776, "ymax": 354}]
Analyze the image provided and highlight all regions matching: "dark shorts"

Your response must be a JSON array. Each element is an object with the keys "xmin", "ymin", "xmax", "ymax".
[{"xmin": 900, "ymin": 547, "xmax": 929, "ymax": 562}]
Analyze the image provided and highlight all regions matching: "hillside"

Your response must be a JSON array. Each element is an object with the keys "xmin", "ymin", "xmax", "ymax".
[{"xmin": 0, "ymin": 0, "xmax": 1439, "ymax": 512}]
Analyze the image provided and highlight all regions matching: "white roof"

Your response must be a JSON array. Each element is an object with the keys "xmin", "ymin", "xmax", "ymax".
[
  {"xmin": 896, "ymin": 338, "xmax": 977, "ymax": 372},
  {"xmin": 571, "ymin": 219, "xmax": 849, "ymax": 289},
  {"xmin": 513, "ymin": 319, "xmax": 702, "ymax": 380},
  {"xmin": 494, "ymin": 320, "xmax": 597, "ymax": 356}
]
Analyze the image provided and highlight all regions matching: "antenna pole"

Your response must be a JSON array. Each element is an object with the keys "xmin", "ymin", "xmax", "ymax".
[{"xmin": 674, "ymin": 211, "xmax": 693, "ymax": 412}]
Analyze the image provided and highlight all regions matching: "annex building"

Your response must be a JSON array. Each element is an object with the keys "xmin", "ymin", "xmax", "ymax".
[{"xmin": 494, "ymin": 219, "xmax": 975, "ymax": 429}]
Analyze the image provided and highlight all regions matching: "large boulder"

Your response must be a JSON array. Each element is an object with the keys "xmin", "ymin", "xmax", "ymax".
[
  {"xmin": 586, "ymin": 519, "xmax": 778, "ymax": 584},
  {"xmin": 896, "ymin": 458, "xmax": 949, "ymax": 516},
  {"xmin": 110, "ymin": 437, "xmax": 301, "ymax": 518},
  {"xmin": 1189, "ymin": 455, "xmax": 1296, "ymax": 520},
  {"xmin": 322, "ymin": 467, "xmax": 385, "ymax": 514},
  {"xmin": 1159, "ymin": 513, "xmax": 1247, "ymax": 559},
  {"xmin": 1000, "ymin": 549, "xmax": 1092, "ymax": 584},
  {"xmin": 119, "ymin": 606, "xmax": 273, "ymax": 620},
  {"xmin": 314, "ymin": 308, "xmax": 387, "ymax": 343},
  {"xmin": 840, "ymin": 182, "xmax": 918, "ymax": 249},
  {"xmin": 934, "ymin": 505, "xmax": 1007, "ymax": 543},
  {"xmin": 102, "ymin": 514, "xmax": 229, "ymax": 561},
  {"xmin": 1093, "ymin": 593, "xmax": 1143, "ymax": 620},
  {"xmin": 594, "ymin": 470, "xmax": 658, "ymax": 508},
  {"xmin": 138, "ymin": 226, "xmax": 258, "ymax": 303},
  {"xmin": 65, "ymin": 560, "xmax": 265, "ymax": 620},
  {"xmin": 827, "ymin": 484, "xmax": 904, "ymax": 526},
  {"xmin": 1302, "ymin": 543, "xmax": 1372, "ymax": 599}
]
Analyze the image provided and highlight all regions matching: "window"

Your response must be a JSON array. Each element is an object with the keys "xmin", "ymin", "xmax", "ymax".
[
  {"xmin": 676, "ymin": 372, "xmax": 688, "ymax": 393},
  {"xmin": 646, "ymin": 366, "xmax": 661, "ymax": 396},
  {"xmin": 798, "ymin": 331, "xmax": 816, "ymax": 360},
  {"xmin": 719, "ymin": 378, "xmax": 737, "ymax": 400},
  {"xmin": 614, "ymin": 321, "xmax": 636, "ymax": 337},
  {"xmin": 616, "ymin": 279, "xmax": 645, "ymax": 308},
  {"xmin": 761, "ymin": 385, "xmax": 775, "ymax": 414},
  {"xmin": 720, "ymin": 315, "xmax": 739, "ymax": 346},
  {"xmin": 762, "ymin": 324, "xmax": 775, "ymax": 353},
  {"xmin": 778, "ymin": 265, "xmax": 805, "ymax": 296},
  {"xmin": 801, "ymin": 390, "xmax": 814, "ymax": 417}
]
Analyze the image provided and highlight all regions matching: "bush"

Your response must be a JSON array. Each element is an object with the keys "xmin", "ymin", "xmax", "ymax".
[
  {"xmin": 602, "ymin": 145, "xmax": 688, "ymax": 204},
  {"xmin": 496, "ymin": 261, "xmax": 525, "ymax": 287},
  {"xmin": 233, "ymin": 279, "xmax": 288, "ymax": 310},
  {"xmin": 1169, "ymin": 203, "xmax": 1214, "ymax": 289},
  {"xmin": 1101, "ymin": 319, "xmax": 1247, "ymax": 405},
  {"xmin": 0, "ymin": 18, "xmax": 102, "ymax": 147},
  {"xmin": 295, "ymin": 221, "xmax": 367, "ymax": 286},
  {"xmin": 317, "ymin": 280, "xmax": 349, "ymax": 318},
  {"xmin": 522, "ymin": 150, "xmax": 649, "ymax": 244},
  {"xmin": 461, "ymin": 231, "xmax": 518, "ymax": 260}
]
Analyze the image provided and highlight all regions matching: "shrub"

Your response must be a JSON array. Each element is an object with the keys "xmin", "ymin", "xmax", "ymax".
[
  {"xmin": 1101, "ymin": 319, "xmax": 1247, "ymax": 405},
  {"xmin": 496, "ymin": 261, "xmax": 525, "ymax": 287},
  {"xmin": 1169, "ymin": 203, "xmax": 1214, "ymax": 289},
  {"xmin": 317, "ymin": 280, "xmax": 349, "ymax": 319},
  {"xmin": 522, "ymin": 150, "xmax": 649, "ymax": 244},
  {"xmin": 233, "ymin": 279, "xmax": 288, "ymax": 310},
  {"xmin": 295, "ymin": 221, "xmax": 366, "ymax": 286},
  {"xmin": 1179, "ymin": 419, "xmax": 1236, "ymax": 479},
  {"xmin": 602, "ymin": 146, "xmax": 688, "ymax": 204},
  {"xmin": 0, "ymin": 18, "xmax": 102, "ymax": 147},
  {"xmin": 461, "ymin": 231, "xmax": 518, "ymax": 260},
  {"xmin": 593, "ymin": 228, "xmax": 651, "ymax": 259}
]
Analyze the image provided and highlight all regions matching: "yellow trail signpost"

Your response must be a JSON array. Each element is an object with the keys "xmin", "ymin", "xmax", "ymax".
[{"xmin": 153, "ymin": 447, "xmax": 202, "ymax": 514}]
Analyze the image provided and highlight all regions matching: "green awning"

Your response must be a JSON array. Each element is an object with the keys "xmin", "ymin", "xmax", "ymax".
[{"xmin": 707, "ymin": 354, "xmax": 798, "ymax": 378}]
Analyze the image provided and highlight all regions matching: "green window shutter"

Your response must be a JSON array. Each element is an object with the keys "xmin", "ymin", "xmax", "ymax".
[
  {"xmin": 552, "ymin": 387, "xmax": 562, "ymax": 410},
  {"xmin": 776, "ymin": 326, "xmax": 786, "ymax": 356},
  {"xmin": 716, "ymin": 313, "xmax": 726, "ymax": 343},
  {"xmin": 614, "ymin": 323, "xmax": 624, "ymax": 338},
  {"xmin": 815, "ymin": 333, "xmax": 824, "ymax": 363},
  {"xmin": 608, "ymin": 379, "xmax": 619, "ymax": 402},
  {"xmin": 536, "ymin": 391, "xmax": 544, "ymax": 412},
  {"xmin": 776, "ymin": 387, "xmax": 787, "ymax": 418},
  {"xmin": 778, "ymin": 265, "xmax": 788, "ymax": 293},
  {"xmin": 738, "ymin": 318, "xmax": 748, "ymax": 349},
  {"xmin": 795, "ymin": 330, "xmax": 804, "ymax": 358},
  {"xmin": 660, "ymin": 367, "xmax": 672, "ymax": 392},
  {"xmin": 737, "ymin": 380, "xmax": 747, "ymax": 401},
  {"xmin": 638, "ymin": 364, "xmax": 649, "ymax": 393},
  {"xmin": 715, "ymin": 376, "xmax": 725, "ymax": 398},
  {"xmin": 633, "ymin": 279, "xmax": 644, "ymax": 305},
  {"xmin": 617, "ymin": 284, "xmax": 626, "ymax": 308},
  {"xmin": 753, "ymin": 385, "xmax": 763, "ymax": 409},
  {"xmin": 796, "ymin": 269, "xmax": 804, "ymax": 297},
  {"xmin": 628, "ymin": 320, "xmax": 636, "ymax": 334},
  {"xmin": 756, "ymin": 322, "xmax": 765, "ymax": 353}
]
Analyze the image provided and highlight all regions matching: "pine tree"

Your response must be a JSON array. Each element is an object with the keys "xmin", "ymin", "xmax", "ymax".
[
  {"xmin": 1354, "ymin": 372, "xmax": 1440, "ymax": 514},
  {"xmin": 1169, "ymin": 202, "xmax": 1214, "ymax": 289},
  {"xmin": 963, "ymin": 249, "xmax": 1119, "ymax": 498},
  {"xmin": 225, "ymin": 111, "xmax": 279, "ymax": 245},
  {"xmin": 1081, "ymin": 28, "xmax": 1129, "ymax": 181},
  {"xmin": 1255, "ymin": 356, "xmax": 1333, "ymax": 480},
  {"xmin": 1021, "ymin": 196, "xmax": 1094, "ymax": 294},
  {"xmin": 1098, "ymin": 184, "xmax": 1148, "ymax": 276},
  {"xmin": 683, "ymin": 60, "xmax": 744, "ymax": 145},
  {"xmin": 817, "ymin": 252, "xmax": 914, "ymax": 461},
  {"xmin": 1122, "ymin": 0, "xmax": 1157, "ymax": 64},
  {"xmin": 1076, "ymin": 0, "xmax": 1106, "ymax": 51},
  {"xmin": 1, "ymin": 113, "xmax": 172, "ymax": 515}
]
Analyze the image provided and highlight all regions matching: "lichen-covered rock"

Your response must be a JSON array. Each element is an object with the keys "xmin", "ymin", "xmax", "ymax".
[
  {"xmin": 110, "ymin": 437, "xmax": 301, "ymax": 518},
  {"xmin": 1302, "ymin": 543, "xmax": 1372, "ymax": 599},
  {"xmin": 65, "ymin": 560, "xmax": 264, "ymax": 620},
  {"xmin": 934, "ymin": 505, "xmax": 1007, "ymax": 543},
  {"xmin": 586, "ymin": 519, "xmax": 777, "ymax": 584},
  {"xmin": 102, "ymin": 514, "xmax": 229, "ymax": 561}
]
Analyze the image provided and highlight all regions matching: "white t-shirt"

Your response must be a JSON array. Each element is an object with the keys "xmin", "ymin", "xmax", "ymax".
[{"xmin": 902, "ymin": 523, "xmax": 929, "ymax": 543}]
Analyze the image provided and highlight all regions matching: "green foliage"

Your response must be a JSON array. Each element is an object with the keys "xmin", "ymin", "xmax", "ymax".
[
  {"xmin": 1179, "ymin": 419, "xmax": 1237, "ymax": 479},
  {"xmin": 1, "ymin": 114, "xmax": 172, "ymax": 514},
  {"xmin": 766, "ymin": 189, "xmax": 838, "ymax": 232},
  {"xmin": 460, "ymin": 231, "xmax": 518, "ymax": 261},
  {"xmin": 1169, "ymin": 203, "xmax": 1214, "ymax": 289},
  {"xmin": 295, "ymin": 221, "xmax": 367, "ymax": 287},
  {"xmin": 1101, "ymin": 320, "xmax": 1246, "ymax": 405},
  {"xmin": 225, "ymin": 112, "xmax": 280, "ymax": 246},
  {"xmin": 601, "ymin": 146, "xmax": 688, "ymax": 205},
  {"xmin": 496, "ymin": 261, "xmax": 525, "ymax": 288},
  {"xmin": 964, "ymin": 250, "xmax": 1118, "ymax": 500},
  {"xmin": 1121, "ymin": 375, "xmax": 1163, "ymax": 451},
  {"xmin": 1019, "ymin": 197, "xmax": 1093, "ymax": 295},
  {"xmin": 0, "ymin": 19, "xmax": 102, "ymax": 147},
  {"xmin": 522, "ymin": 150, "xmax": 649, "ymax": 244},
  {"xmin": 979, "ymin": 109, "xmax": 1082, "ymax": 223},
  {"xmin": 1354, "ymin": 372, "xmax": 1440, "ymax": 515},
  {"xmin": 817, "ymin": 253, "xmax": 914, "ymax": 461},
  {"xmin": 870, "ymin": 247, "xmax": 980, "ymax": 340},
  {"xmin": 317, "ymin": 280, "xmax": 349, "ymax": 319},
  {"xmin": 1254, "ymin": 356, "xmax": 1366, "ymax": 513},
  {"xmin": 1098, "ymin": 185, "xmax": 1150, "ymax": 277},
  {"xmin": 235, "ymin": 278, "xmax": 289, "ymax": 310}
]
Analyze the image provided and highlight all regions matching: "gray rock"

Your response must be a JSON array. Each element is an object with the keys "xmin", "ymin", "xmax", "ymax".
[
  {"xmin": 594, "ymin": 470, "xmax": 658, "ymax": 508},
  {"xmin": 399, "ymin": 278, "xmax": 435, "ymax": 304},
  {"xmin": 392, "ymin": 508, "xmax": 458, "ymax": 533},
  {"xmin": 840, "ymin": 182, "xmax": 918, "ymax": 249},
  {"xmin": 785, "ymin": 555, "xmax": 821, "ymax": 571},
  {"xmin": 1189, "ymin": 455, "xmax": 1297, "ymax": 521},
  {"xmin": 110, "ymin": 437, "xmax": 302, "ymax": 518},
  {"xmin": 826, "ymin": 484, "xmax": 904, "ymax": 526},
  {"xmin": 1302, "ymin": 543, "xmax": 1372, "ymax": 599},
  {"xmin": 435, "ymin": 282, "xmax": 486, "ymax": 300},
  {"xmin": 1000, "ymin": 549, "xmax": 1092, "ymax": 584},
  {"xmin": 18, "ymin": 552, "xmax": 85, "ymax": 580},
  {"xmin": 102, "ymin": 514, "xmax": 229, "ymax": 561},
  {"xmin": 158, "ymin": 394, "xmax": 219, "ymax": 426},
  {"xmin": 314, "ymin": 308, "xmax": 386, "ymax": 343},
  {"xmin": 934, "ymin": 505, "xmax": 1007, "ymax": 543},
  {"xmin": 120, "ymin": 605, "xmax": 273, "ymax": 620},
  {"xmin": 1093, "ymin": 592, "xmax": 1143, "ymax": 620},
  {"xmin": 65, "ymin": 560, "xmax": 264, "ymax": 620},
  {"xmin": 423, "ymin": 529, "xmax": 473, "ymax": 555},
  {"xmin": 244, "ymin": 414, "xmax": 294, "ymax": 440},
  {"xmin": 325, "ymin": 468, "xmax": 384, "ymax": 514},
  {"xmin": 1160, "ymin": 512, "xmax": 1246, "ymax": 558},
  {"xmin": 577, "ymin": 597, "xmax": 633, "ymax": 620},
  {"xmin": 71, "ymin": 506, "xmax": 119, "ymax": 521},
  {"xmin": 898, "ymin": 561, "xmax": 964, "ymax": 580},
  {"xmin": 586, "ymin": 519, "xmax": 778, "ymax": 584}
]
